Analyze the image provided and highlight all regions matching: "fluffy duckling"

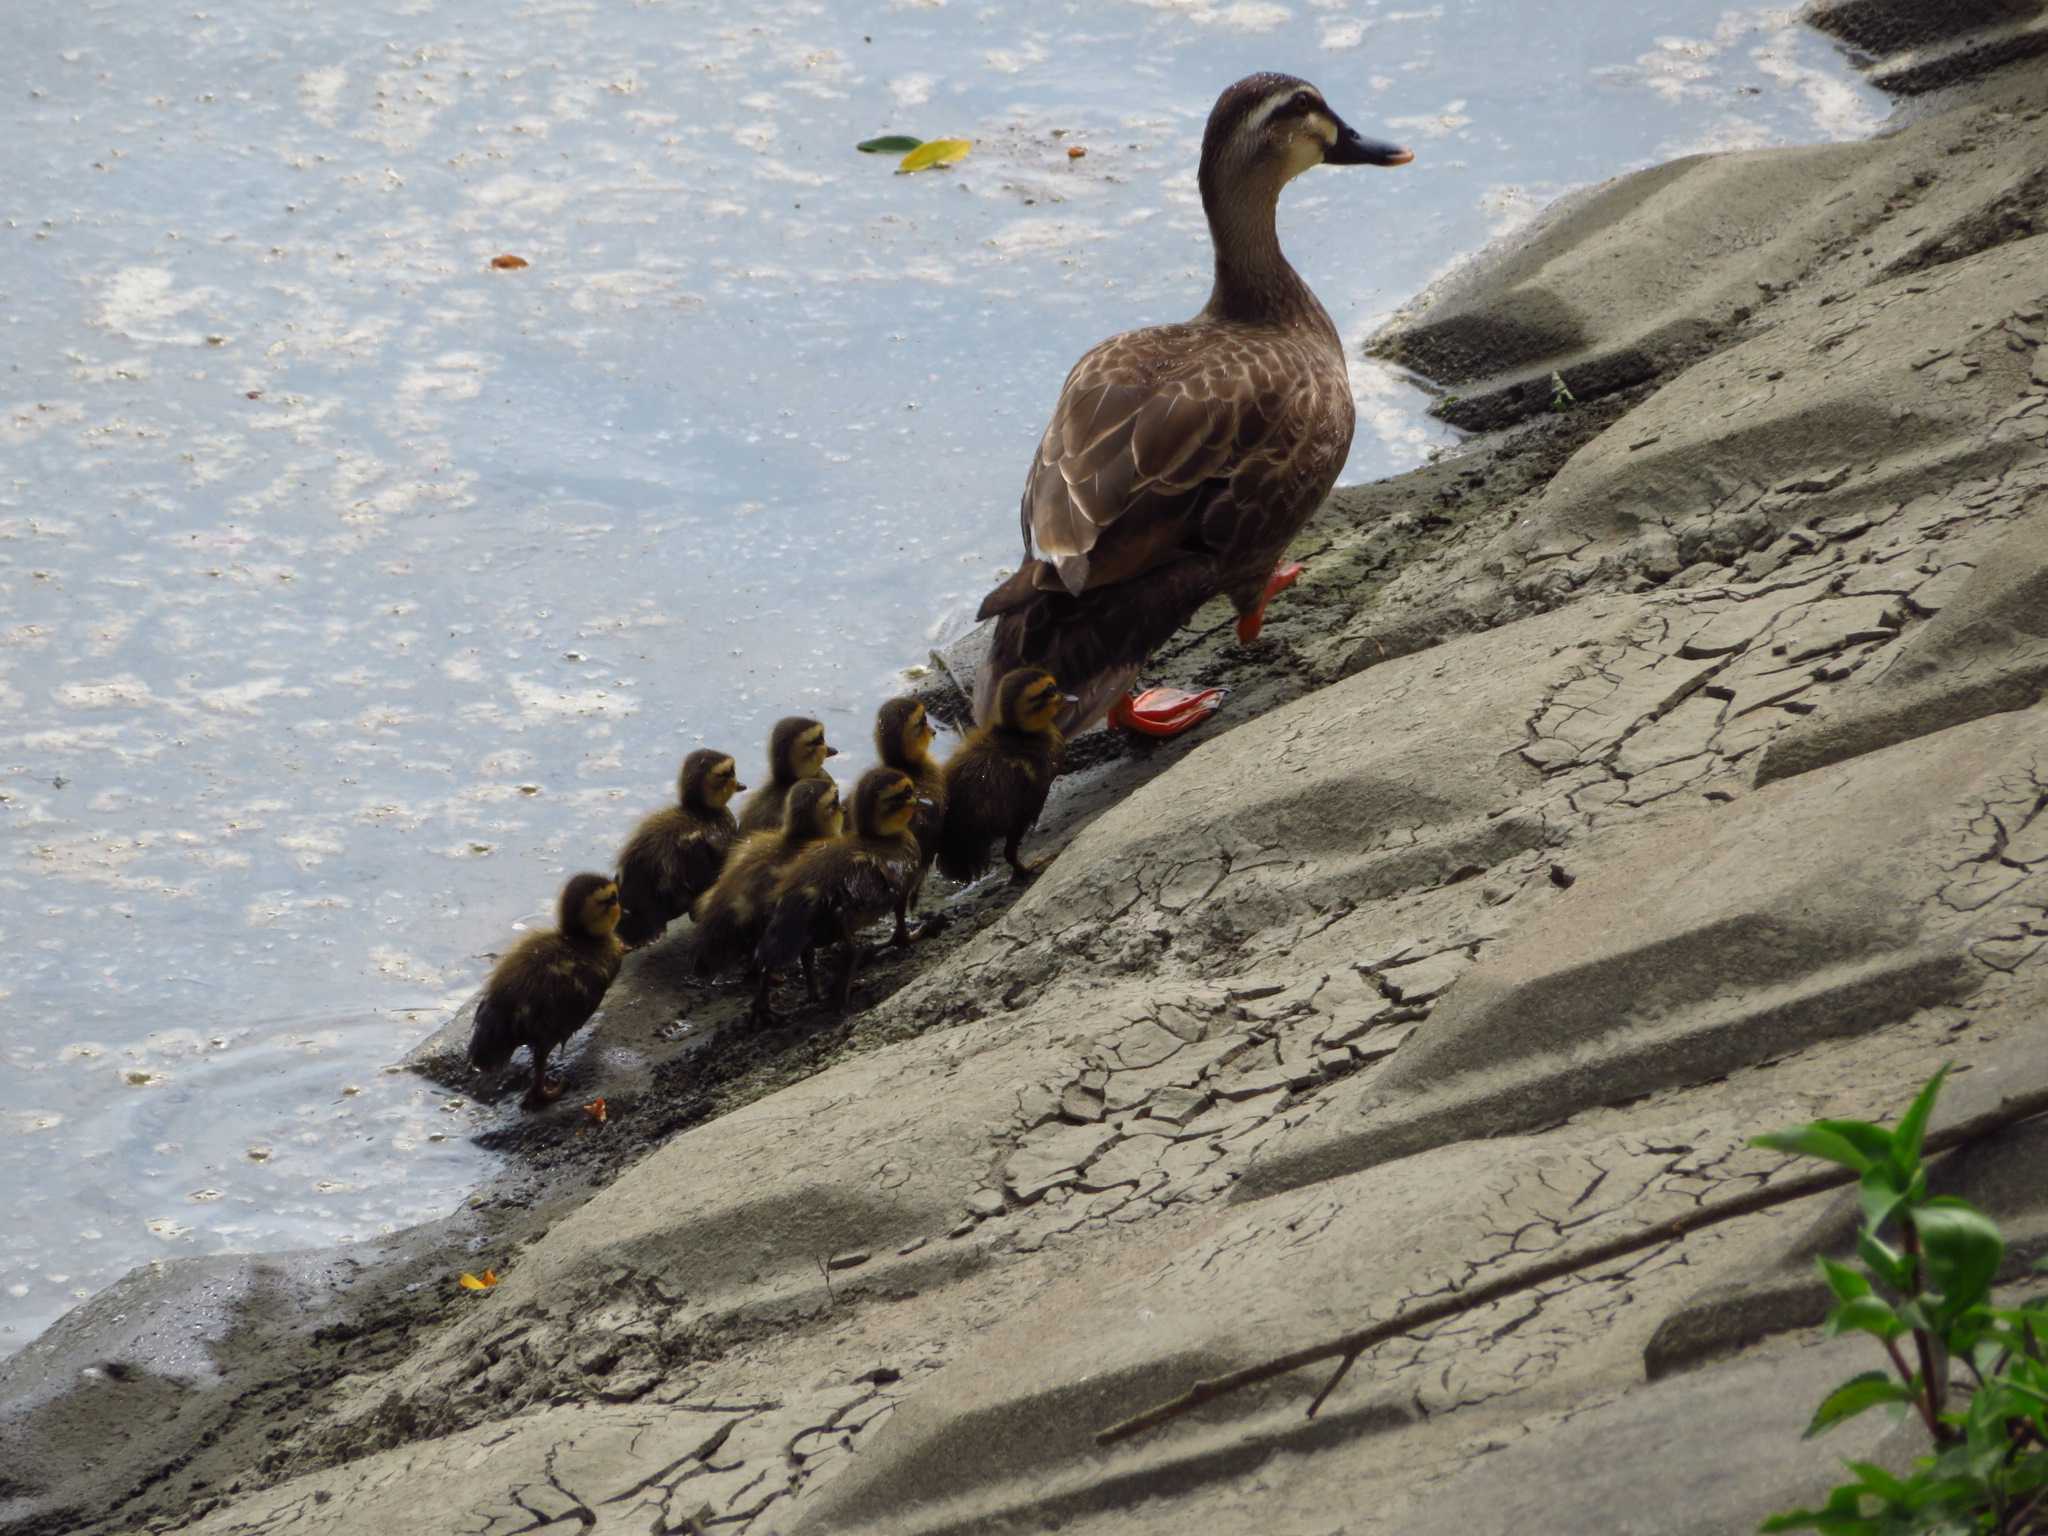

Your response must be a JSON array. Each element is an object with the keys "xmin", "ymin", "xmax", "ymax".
[
  {"xmin": 939, "ymin": 667, "xmax": 1065, "ymax": 885},
  {"xmin": 973, "ymin": 74, "xmax": 1412, "ymax": 737},
  {"xmin": 754, "ymin": 766, "xmax": 923, "ymax": 1020},
  {"xmin": 467, "ymin": 872, "xmax": 625, "ymax": 1109},
  {"xmin": 614, "ymin": 748, "xmax": 743, "ymax": 949},
  {"xmin": 735, "ymin": 716, "xmax": 838, "ymax": 835},
  {"xmin": 691, "ymin": 777, "xmax": 844, "ymax": 983},
  {"xmin": 874, "ymin": 695, "xmax": 946, "ymax": 945}
]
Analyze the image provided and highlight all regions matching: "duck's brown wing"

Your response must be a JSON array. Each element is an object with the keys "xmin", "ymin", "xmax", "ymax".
[
  {"xmin": 474, "ymin": 939, "xmax": 616, "ymax": 1061},
  {"xmin": 986, "ymin": 324, "xmax": 1338, "ymax": 610},
  {"xmin": 756, "ymin": 842, "xmax": 917, "ymax": 972},
  {"xmin": 675, "ymin": 825, "xmax": 729, "ymax": 902},
  {"xmin": 937, "ymin": 740, "xmax": 1057, "ymax": 881},
  {"xmin": 823, "ymin": 843, "xmax": 920, "ymax": 930},
  {"xmin": 689, "ymin": 832, "xmax": 786, "ymax": 973}
]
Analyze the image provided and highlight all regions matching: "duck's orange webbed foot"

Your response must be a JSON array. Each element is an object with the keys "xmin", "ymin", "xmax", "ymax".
[
  {"xmin": 1107, "ymin": 686, "xmax": 1229, "ymax": 739},
  {"xmin": 1234, "ymin": 561, "xmax": 1305, "ymax": 645}
]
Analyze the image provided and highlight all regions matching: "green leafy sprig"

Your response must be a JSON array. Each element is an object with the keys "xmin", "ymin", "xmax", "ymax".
[{"xmin": 1757, "ymin": 1066, "xmax": 2048, "ymax": 1535}]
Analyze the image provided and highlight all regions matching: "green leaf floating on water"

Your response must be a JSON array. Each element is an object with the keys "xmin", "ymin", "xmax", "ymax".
[
  {"xmin": 857, "ymin": 135, "xmax": 923, "ymax": 154},
  {"xmin": 898, "ymin": 138, "xmax": 972, "ymax": 173}
]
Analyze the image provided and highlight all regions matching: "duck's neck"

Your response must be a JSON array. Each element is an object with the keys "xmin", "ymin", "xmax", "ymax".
[{"xmin": 1200, "ymin": 172, "xmax": 1328, "ymax": 333}]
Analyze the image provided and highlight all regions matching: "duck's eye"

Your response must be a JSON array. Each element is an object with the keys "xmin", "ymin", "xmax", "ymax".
[{"xmin": 1291, "ymin": 91, "xmax": 1316, "ymax": 115}]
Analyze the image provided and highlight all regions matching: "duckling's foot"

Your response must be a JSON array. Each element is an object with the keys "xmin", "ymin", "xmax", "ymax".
[
  {"xmin": 1234, "ymin": 561, "xmax": 1305, "ymax": 645},
  {"xmin": 831, "ymin": 951, "xmax": 866, "ymax": 1014},
  {"xmin": 892, "ymin": 913, "xmax": 949, "ymax": 944},
  {"xmin": 521, "ymin": 1074, "xmax": 567, "ymax": 1111},
  {"xmin": 750, "ymin": 972, "xmax": 781, "ymax": 1027},
  {"xmin": 1108, "ymin": 686, "xmax": 1229, "ymax": 739}
]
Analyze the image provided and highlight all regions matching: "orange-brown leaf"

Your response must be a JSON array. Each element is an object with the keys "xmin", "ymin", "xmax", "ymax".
[
  {"xmin": 490, "ymin": 254, "xmax": 529, "ymax": 270},
  {"xmin": 582, "ymin": 1098, "xmax": 608, "ymax": 1124}
]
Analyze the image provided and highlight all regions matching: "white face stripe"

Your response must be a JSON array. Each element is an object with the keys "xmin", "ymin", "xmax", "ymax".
[{"xmin": 1239, "ymin": 85, "xmax": 1328, "ymax": 146}]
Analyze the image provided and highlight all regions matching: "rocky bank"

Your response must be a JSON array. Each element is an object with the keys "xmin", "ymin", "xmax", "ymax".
[{"xmin": 8, "ymin": 3, "xmax": 2048, "ymax": 1531}]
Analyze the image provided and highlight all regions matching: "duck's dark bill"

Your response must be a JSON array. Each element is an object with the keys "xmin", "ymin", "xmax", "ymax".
[{"xmin": 1328, "ymin": 125, "xmax": 1414, "ymax": 167}]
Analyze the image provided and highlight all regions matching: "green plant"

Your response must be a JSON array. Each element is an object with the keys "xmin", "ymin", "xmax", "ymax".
[
  {"xmin": 1754, "ymin": 1065, "xmax": 2048, "ymax": 1534},
  {"xmin": 1548, "ymin": 370, "xmax": 1576, "ymax": 411}
]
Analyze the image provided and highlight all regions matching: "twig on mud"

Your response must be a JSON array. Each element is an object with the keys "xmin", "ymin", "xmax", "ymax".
[{"xmin": 1095, "ymin": 1081, "xmax": 2048, "ymax": 1448}]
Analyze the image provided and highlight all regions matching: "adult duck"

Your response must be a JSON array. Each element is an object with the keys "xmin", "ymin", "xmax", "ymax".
[{"xmin": 973, "ymin": 73, "xmax": 1412, "ymax": 736}]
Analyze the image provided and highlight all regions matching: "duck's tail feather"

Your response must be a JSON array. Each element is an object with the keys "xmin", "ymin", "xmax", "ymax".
[
  {"xmin": 690, "ymin": 901, "xmax": 748, "ymax": 977},
  {"xmin": 466, "ymin": 995, "xmax": 520, "ymax": 1073},
  {"xmin": 613, "ymin": 879, "xmax": 664, "ymax": 949},
  {"xmin": 755, "ymin": 887, "xmax": 820, "ymax": 976},
  {"xmin": 935, "ymin": 797, "xmax": 996, "ymax": 883},
  {"xmin": 976, "ymin": 552, "xmax": 1221, "ymax": 734}
]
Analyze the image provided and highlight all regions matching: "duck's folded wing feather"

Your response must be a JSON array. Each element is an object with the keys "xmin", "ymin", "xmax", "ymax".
[
  {"xmin": 515, "ymin": 952, "xmax": 615, "ymax": 1048},
  {"xmin": 1021, "ymin": 334, "xmax": 1306, "ymax": 595},
  {"xmin": 676, "ymin": 827, "xmax": 726, "ymax": 897},
  {"xmin": 827, "ymin": 847, "xmax": 917, "ymax": 922}
]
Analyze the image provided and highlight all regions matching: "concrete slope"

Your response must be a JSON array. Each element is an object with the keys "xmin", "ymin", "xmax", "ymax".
[{"xmin": 18, "ymin": 17, "xmax": 2048, "ymax": 1536}]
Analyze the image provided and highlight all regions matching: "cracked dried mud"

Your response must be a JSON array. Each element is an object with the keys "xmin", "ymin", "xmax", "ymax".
[{"xmin": 9, "ymin": 7, "xmax": 2048, "ymax": 1535}]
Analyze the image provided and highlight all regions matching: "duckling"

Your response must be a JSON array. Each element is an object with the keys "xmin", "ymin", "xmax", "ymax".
[
  {"xmin": 754, "ymin": 766, "xmax": 923, "ymax": 1020},
  {"xmin": 972, "ymin": 74, "xmax": 1413, "ymax": 738},
  {"xmin": 467, "ymin": 872, "xmax": 625, "ymax": 1110},
  {"xmin": 691, "ymin": 777, "xmax": 844, "ymax": 984},
  {"xmin": 937, "ymin": 667, "xmax": 1065, "ymax": 885},
  {"xmin": 613, "ymin": 748, "xmax": 743, "ymax": 949},
  {"xmin": 873, "ymin": 695, "xmax": 947, "ymax": 945},
  {"xmin": 735, "ymin": 716, "xmax": 839, "ymax": 835}
]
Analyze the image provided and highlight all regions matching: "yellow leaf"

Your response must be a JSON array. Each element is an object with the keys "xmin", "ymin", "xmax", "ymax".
[
  {"xmin": 897, "ymin": 138, "xmax": 972, "ymax": 174},
  {"xmin": 458, "ymin": 1268, "xmax": 500, "ymax": 1290}
]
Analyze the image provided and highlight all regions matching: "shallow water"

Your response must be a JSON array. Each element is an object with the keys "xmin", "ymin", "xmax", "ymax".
[{"xmin": 0, "ymin": 0, "xmax": 1884, "ymax": 1351}]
